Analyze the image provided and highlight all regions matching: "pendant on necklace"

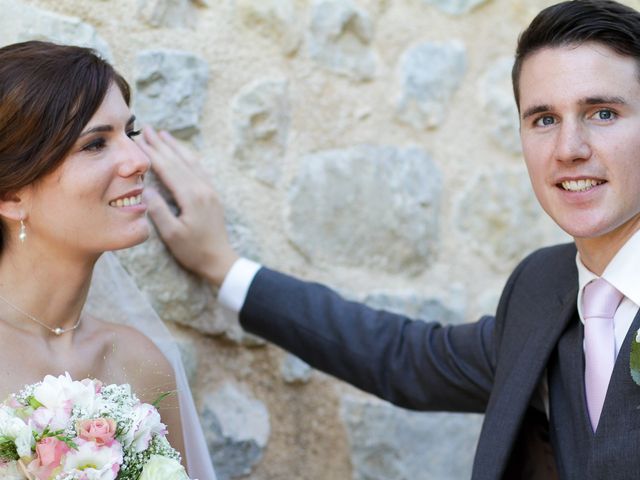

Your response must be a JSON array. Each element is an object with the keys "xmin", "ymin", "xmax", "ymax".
[{"xmin": 53, "ymin": 327, "xmax": 63, "ymax": 336}]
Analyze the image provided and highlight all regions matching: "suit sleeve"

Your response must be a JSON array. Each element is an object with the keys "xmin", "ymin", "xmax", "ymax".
[{"xmin": 239, "ymin": 267, "xmax": 497, "ymax": 413}]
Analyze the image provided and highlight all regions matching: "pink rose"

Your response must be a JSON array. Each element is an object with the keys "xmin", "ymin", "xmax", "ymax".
[
  {"xmin": 76, "ymin": 418, "xmax": 117, "ymax": 446},
  {"xmin": 28, "ymin": 437, "xmax": 70, "ymax": 480}
]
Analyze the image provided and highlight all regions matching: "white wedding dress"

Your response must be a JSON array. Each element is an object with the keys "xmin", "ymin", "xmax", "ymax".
[{"xmin": 85, "ymin": 253, "xmax": 217, "ymax": 480}]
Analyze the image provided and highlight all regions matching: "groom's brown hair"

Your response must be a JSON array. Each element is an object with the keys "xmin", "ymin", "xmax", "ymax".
[{"xmin": 512, "ymin": 0, "xmax": 640, "ymax": 110}]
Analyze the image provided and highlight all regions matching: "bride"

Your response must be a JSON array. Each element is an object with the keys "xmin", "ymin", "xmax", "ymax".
[{"xmin": 0, "ymin": 40, "xmax": 216, "ymax": 479}]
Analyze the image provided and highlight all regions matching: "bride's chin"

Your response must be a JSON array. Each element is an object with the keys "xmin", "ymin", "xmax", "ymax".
[
  {"xmin": 109, "ymin": 225, "xmax": 151, "ymax": 251},
  {"xmin": 128, "ymin": 227, "xmax": 151, "ymax": 247}
]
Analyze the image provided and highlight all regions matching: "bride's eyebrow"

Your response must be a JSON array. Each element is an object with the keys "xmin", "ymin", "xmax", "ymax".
[{"xmin": 79, "ymin": 115, "xmax": 136, "ymax": 137}]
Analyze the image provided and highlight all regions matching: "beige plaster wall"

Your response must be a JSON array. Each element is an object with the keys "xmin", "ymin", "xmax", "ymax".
[{"xmin": 6, "ymin": 0, "xmax": 639, "ymax": 478}]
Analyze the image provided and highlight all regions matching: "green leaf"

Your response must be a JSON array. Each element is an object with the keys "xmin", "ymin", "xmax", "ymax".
[
  {"xmin": 56, "ymin": 436, "xmax": 78, "ymax": 451},
  {"xmin": 27, "ymin": 396, "xmax": 44, "ymax": 409},
  {"xmin": 630, "ymin": 338, "xmax": 640, "ymax": 386},
  {"xmin": 152, "ymin": 391, "xmax": 175, "ymax": 408},
  {"xmin": 0, "ymin": 437, "xmax": 19, "ymax": 461}
]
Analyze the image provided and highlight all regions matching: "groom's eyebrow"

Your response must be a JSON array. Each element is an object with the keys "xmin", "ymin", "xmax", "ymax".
[
  {"xmin": 521, "ymin": 104, "xmax": 550, "ymax": 120},
  {"xmin": 79, "ymin": 115, "xmax": 136, "ymax": 137}
]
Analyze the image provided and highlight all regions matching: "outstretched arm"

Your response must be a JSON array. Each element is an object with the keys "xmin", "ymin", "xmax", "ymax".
[
  {"xmin": 138, "ymin": 126, "xmax": 239, "ymax": 287},
  {"xmin": 140, "ymin": 127, "xmax": 497, "ymax": 412}
]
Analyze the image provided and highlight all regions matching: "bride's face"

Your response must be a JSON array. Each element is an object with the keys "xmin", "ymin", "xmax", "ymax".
[{"xmin": 25, "ymin": 83, "xmax": 151, "ymax": 256}]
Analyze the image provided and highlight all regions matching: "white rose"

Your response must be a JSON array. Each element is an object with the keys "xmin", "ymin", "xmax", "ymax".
[
  {"xmin": 120, "ymin": 404, "xmax": 166, "ymax": 452},
  {"xmin": 139, "ymin": 455, "xmax": 190, "ymax": 480}
]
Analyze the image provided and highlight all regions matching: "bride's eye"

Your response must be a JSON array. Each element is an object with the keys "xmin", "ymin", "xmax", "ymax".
[
  {"xmin": 82, "ymin": 137, "xmax": 107, "ymax": 152},
  {"xmin": 127, "ymin": 129, "xmax": 141, "ymax": 140}
]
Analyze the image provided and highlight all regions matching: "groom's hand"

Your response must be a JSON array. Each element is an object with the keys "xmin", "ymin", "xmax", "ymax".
[{"xmin": 138, "ymin": 126, "xmax": 239, "ymax": 287}]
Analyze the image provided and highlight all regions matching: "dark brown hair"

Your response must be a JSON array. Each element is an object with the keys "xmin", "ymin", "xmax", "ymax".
[
  {"xmin": 0, "ymin": 40, "xmax": 130, "ymax": 251},
  {"xmin": 512, "ymin": 0, "xmax": 640, "ymax": 110}
]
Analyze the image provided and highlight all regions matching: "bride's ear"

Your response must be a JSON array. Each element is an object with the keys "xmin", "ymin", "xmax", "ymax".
[{"xmin": 0, "ymin": 188, "xmax": 31, "ymax": 222}]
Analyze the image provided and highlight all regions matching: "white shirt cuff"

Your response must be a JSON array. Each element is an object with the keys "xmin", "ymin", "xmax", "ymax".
[{"xmin": 218, "ymin": 257, "xmax": 262, "ymax": 313}]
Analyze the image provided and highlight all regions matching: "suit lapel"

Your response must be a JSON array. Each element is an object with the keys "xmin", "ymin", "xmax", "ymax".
[
  {"xmin": 597, "ymin": 308, "xmax": 640, "ymax": 434},
  {"xmin": 471, "ymin": 279, "xmax": 577, "ymax": 479}
]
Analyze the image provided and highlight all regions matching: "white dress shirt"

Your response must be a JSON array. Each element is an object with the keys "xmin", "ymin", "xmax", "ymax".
[{"xmin": 218, "ymin": 257, "xmax": 261, "ymax": 313}]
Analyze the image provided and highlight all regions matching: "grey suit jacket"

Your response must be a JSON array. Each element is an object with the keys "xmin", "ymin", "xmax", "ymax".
[{"xmin": 239, "ymin": 243, "xmax": 582, "ymax": 479}]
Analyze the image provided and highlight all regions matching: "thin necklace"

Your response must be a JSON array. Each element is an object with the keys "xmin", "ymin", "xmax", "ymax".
[{"xmin": 0, "ymin": 292, "xmax": 81, "ymax": 336}]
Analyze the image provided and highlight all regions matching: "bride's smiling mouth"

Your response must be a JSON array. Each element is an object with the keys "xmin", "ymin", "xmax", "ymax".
[{"xmin": 109, "ymin": 189, "xmax": 144, "ymax": 208}]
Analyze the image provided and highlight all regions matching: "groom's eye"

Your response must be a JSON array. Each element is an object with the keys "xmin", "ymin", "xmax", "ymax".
[{"xmin": 534, "ymin": 115, "xmax": 555, "ymax": 127}]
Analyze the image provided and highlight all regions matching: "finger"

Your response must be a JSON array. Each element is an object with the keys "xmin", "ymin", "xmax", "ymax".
[
  {"xmin": 141, "ymin": 126, "xmax": 211, "ymax": 212},
  {"xmin": 142, "ymin": 126, "xmax": 180, "ymax": 162},
  {"xmin": 139, "ymin": 130, "xmax": 191, "ymax": 200},
  {"xmin": 142, "ymin": 126, "xmax": 201, "ymax": 181},
  {"xmin": 159, "ymin": 130, "xmax": 199, "ymax": 164},
  {"xmin": 157, "ymin": 130, "xmax": 211, "ymax": 182},
  {"xmin": 144, "ymin": 187, "xmax": 183, "ymax": 243}
]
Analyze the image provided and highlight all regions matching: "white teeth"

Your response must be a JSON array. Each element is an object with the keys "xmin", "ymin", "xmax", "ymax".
[
  {"xmin": 560, "ymin": 179, "xmax": 603, "ymax": 192},
  {"xmin": 110, "ymin": 194, "xmax": 142, "ymax": 207}
]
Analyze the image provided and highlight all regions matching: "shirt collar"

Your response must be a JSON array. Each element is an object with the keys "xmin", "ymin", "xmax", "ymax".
[{"xmin": 575, "ymin": 229, "xmax": 640, "ymax": 323}]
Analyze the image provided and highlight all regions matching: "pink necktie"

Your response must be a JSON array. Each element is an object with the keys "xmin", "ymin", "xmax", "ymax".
[{"xmin": 582, "ymin": 278, "xmax": 623, "ymax": 431}]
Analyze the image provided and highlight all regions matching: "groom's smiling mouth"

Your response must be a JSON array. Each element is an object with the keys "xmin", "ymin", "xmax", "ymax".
[{"xmin": 559, "ymin": 178, "xmax": 605, "ymax": 192}]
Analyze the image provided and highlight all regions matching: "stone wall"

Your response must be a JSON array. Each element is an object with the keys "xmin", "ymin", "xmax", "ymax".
[{"xmin": 2, "ymin": 0, "xmax": 598, "ymax": 478}]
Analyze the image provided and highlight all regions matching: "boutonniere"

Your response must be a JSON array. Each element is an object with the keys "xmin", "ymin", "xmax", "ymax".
[{"xmin": 630, "ymin": 330, "xmax": 640, "ymax": 385}]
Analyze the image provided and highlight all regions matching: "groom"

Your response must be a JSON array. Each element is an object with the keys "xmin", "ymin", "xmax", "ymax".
[{"xmin": 141, "ymin": 0, "xmax": 640, "ymax": 478}]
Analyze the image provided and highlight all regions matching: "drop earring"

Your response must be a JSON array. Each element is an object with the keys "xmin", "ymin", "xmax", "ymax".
[{"xmin": 18, "ymin": 219, "xmax": 26, "ymax": 243}]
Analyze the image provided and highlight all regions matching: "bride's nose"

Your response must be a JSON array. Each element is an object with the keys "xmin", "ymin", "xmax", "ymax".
[{"xmin": 118, "ymin": 138, "xmax": 150, "ymax": 177}]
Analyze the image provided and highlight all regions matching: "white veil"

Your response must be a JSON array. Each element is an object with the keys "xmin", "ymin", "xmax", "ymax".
[{"xmin": 85, "ymin": 252, "xmax": 217, "ymax": 480}]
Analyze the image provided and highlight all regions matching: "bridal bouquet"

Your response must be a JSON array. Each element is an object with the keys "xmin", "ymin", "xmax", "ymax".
[{"xmin": 0, "ymin": 373, "xmax": 190, "ymax": 480}]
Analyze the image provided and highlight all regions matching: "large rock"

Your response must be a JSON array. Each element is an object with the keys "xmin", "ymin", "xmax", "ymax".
[
  {"xmin": 138, "ymin": 0, "xmax": 204, "ymax": 28},
  {"xmin": 477, "ymin": 56, "xmax": 521, "ymax": 154},
  {"xmin": 422, "ymin": 0, "xmax": 491, "ymax": 15},
  {"xmin": 134, "ymin": 50, "xmax": 209, "ymax": 140},
  {"xmin": 395, "ymin": 41, "xmax": 466, "ymax": 130},
  {"xmin": 456, "ymin": 168, "xmax": 546, "ymax": 267},
  {"xmin": 341, "ymin": 395, "xmax": 483, "ymax": 480},
  {"xmin": 0, "ymin": 0, "xmax": 111, "ymax": 59},
  {"xmin": 201, "ymin": 382, "xmax": 270, "ymax": 480},
  {"xmin": 235, "ymin": 0, "xmax": 302, "ymax": 55},
  {"xmin": 286, "ymin": 145, "xmax": 442, "ymax": 273},
  {"xmin": 308, "ymin": 0, "xmax": 377, "ymax": 80},
  {"xmin": 231, "ymin": 78, "xmax": 290, "ymax": 186}
]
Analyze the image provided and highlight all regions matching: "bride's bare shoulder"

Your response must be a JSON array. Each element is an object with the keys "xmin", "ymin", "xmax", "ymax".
[
  {"xmin": 90, "ymin": 318, "xmax": 176, "ymax": 390},
  {"xmin": 91, "ymin": 318, "xmax": 160, "ymax": 350}
]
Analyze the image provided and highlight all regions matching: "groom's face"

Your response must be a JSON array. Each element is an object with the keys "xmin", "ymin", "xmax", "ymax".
[{"xmin": 518, "ymin": 42, "xmax": 640, "ymax": 253}]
